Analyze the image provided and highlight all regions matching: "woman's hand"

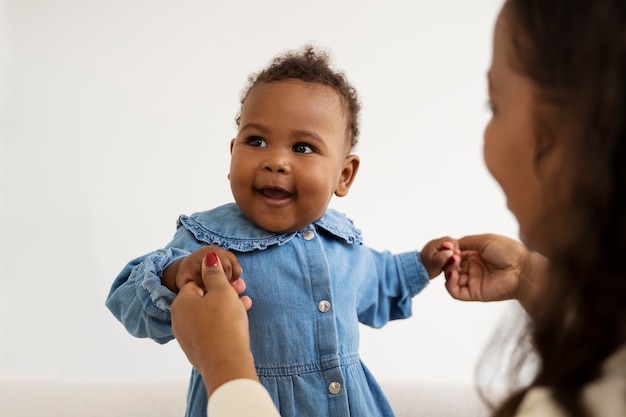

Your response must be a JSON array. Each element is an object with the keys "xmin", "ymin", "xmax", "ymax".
[
  {"xmin": 171, "ymin": 252, "xmax": 257, "ymax": 396},
  {"xmin": 444, "ymin": 234, "xmax": 548, "ymax": 317}
]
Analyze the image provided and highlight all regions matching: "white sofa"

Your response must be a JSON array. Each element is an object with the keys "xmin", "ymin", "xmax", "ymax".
[{"xmin": 0, "ymin": 377, "xmax": 494, "ymax": 417}]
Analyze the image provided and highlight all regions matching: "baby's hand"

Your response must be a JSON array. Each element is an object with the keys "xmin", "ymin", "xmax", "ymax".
[
  {"xmin": 173, "ymin": 246, "xmax": 242, "ymax": 292},
  {"xmin": 419, "ymin": 237, "xmax": 460, "ymax": 279}
]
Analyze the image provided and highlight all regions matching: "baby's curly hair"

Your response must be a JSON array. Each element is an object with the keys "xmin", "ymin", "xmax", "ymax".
[{"xmin": 235, "ymin": 45, "xmax": 361, "ymax": 149}]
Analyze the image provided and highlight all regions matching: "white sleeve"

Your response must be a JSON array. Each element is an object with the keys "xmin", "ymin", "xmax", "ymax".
[
  {"xmin": 514, "ymin": 388, "xmax": 568, "ymax": 417},
  {"xmin": 208, "ymin": 379, "xmax": 281, "ymax": 417}
]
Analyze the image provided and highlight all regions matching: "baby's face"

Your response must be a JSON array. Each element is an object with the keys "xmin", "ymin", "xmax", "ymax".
[{"xmin": 228, "ymin": 79, "xmax": 358, "ymax": 234}]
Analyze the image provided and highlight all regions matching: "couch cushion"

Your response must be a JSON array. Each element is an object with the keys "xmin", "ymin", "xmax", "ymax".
[
  {"xmin": 0, "ymin": 377, "xmax": 493, "ymax": 417},
  {"xmin": 0, "ymin": 378, "xmax": 188, "ymax": 417}
]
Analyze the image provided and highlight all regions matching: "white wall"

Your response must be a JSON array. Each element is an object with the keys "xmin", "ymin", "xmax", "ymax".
[{"xmin": 1, "ymin": 0, "xmax": 518, "ymax": 385}]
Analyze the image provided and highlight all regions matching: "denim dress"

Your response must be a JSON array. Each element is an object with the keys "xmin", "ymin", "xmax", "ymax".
[{"xmin": 106, "ymin": 203, "xmax": 430, "ymax": 417}]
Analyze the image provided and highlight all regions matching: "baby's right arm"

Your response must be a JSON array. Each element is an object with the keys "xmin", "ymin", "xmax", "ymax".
[
  {"xmin": 106, "ymin": 217, "xmax": 243, "ymax": 344},
  {"xmin": 106, "ymin": 245, "xmax": 243, "ymax": 344},
  {"xmin": 105, "ymin": 247, "xmax": 191, "ymax": 344}
]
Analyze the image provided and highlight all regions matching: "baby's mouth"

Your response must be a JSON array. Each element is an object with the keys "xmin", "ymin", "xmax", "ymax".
[{"xmin": 258, "ymin": 187, "xmax": 293, "ymax": 200}]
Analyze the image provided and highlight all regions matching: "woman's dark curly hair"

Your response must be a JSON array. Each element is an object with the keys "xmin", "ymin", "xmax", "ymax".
[
  {"xmin": 492, "ymin": 1, "xmax": 626, "ymax": 416},
  {"xmin": 235, "ymin": 44, "xmax": 361, "ymax": 149}
]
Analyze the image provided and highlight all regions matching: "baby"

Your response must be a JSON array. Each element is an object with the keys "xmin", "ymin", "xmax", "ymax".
[{"xmin": 107, "ymin": 45, "xmax": 458, "ymax": 417}]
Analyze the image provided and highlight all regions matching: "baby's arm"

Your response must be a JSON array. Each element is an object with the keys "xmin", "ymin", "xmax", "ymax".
[
  {"xmin": 419, "ymin": 237, "xmax": 460, "ymax": 279},
  {"xmin": 106, "ymin": 246, "xmax": 243, "ymax": 344},
  {"xmin": 357, "ymin": 239, "xmax": 459, "ymax": 328},
  {"xmin": 106, "ymin": 247, "xmax": 190, "ymax": 343}
]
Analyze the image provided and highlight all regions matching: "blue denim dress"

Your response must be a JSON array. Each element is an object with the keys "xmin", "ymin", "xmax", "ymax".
[{"xmin": 106, "ymin": 203, "xmax": 429, "ymax": 417}]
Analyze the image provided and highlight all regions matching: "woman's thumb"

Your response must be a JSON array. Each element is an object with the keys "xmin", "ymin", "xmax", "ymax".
[{"xmin": 201, "ymin": 252, "xmax": 229, "ymax": 290}]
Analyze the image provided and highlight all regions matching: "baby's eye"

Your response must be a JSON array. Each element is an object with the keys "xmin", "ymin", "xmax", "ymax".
[
  {"xmin": 247, "ymin": 136, "xmax": 267, "ymax": 147},
  {"xmin": 293, "ymin": 143, "xmax": 314, "ymax": 154}
]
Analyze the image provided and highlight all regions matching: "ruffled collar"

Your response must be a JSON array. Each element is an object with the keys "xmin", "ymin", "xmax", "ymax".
[{"xmin": 176, "ymin": 202, "xmax": 362, "ymax": 252}]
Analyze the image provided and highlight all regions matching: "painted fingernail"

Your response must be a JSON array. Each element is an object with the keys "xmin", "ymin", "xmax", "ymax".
[{"xmin": 204, "ymin": 252, "xmax": 218, "ymax": 267}]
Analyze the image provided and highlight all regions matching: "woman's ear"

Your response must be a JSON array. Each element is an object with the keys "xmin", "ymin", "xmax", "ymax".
[
  {"xmin": 335, "ymin": 155, "xmax": 360, "ymax": 197},
  {"xmin": 532, "ymin": 106, "xmax": 562, "ymax": 169}
]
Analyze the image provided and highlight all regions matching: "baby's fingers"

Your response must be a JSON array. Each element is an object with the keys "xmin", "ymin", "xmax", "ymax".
[
  {"xmin": 218, "ymin": 252, "xmax": 243, "ymax": 283},
  {"xmin": 239, "ymin": 295, "xmax": 253, "ymax": 311},
  {"xmin": 434, "ymin": 249, "xmax": 457, "ymax": 269},
  {"xmin": 230, "ymin": 279, "xmax": 252, "ymax": 311},
  {"xmin": 231, "ymin": 278, "xmax": 252, "ymax": 311},
  {"xmin": 231, "ymin": 278, "xmax": 247, "ymax": 295}
]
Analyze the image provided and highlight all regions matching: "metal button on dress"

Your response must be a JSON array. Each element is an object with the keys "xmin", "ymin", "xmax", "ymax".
[
  {"xmin": 318, "ymin": 300, "xmax": 331, "ymax": 313},
  {"xmin": 302, "ymin": 230, "xmax": 315, "ymax": 241},
  {"xmin": 328, "ymin": 382, "xmax": 341, "ymax": 394}
]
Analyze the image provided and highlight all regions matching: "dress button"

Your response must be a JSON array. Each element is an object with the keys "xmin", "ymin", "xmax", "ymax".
[
  {"xmin": 302, "ymin": 230, "xmax": 315, "ymax": 241},
  {"xmin": 328, "ymin": 382, "xmax": 341, "ymax": 394},
  {"xmin": 318, "ymin": 300, "xmax": 331, "ymax": 313}
]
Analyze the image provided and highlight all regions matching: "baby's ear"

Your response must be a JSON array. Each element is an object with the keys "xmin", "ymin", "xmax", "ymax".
[{"xmin": 335, "ymin": 155, "xmax": 360, "ymax": 197}]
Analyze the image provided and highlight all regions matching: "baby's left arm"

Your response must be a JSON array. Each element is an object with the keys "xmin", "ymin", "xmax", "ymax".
[{"xmin": 419, "ymin": 237, "xmax": 460, "ymax": 279}]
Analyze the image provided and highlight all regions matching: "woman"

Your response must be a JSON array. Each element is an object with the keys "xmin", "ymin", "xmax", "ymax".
[
  {"xmin": 465, "ymin": 0, "xmax": 626, "ymax": 415},
  {"xmin": 171, "ymin": 0, "xmax": 626, "ymax": 415}
]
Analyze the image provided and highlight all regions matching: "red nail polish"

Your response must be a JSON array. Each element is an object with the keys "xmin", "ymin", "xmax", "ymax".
[{"xmin": 204, "ymin": 252, "xmax": 218, "ymax": 267}]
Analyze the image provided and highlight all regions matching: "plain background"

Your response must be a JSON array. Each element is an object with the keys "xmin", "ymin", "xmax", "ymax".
[{"xmin": 1, "ymin": 0, "xmax": 522, "ymax": 385}]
